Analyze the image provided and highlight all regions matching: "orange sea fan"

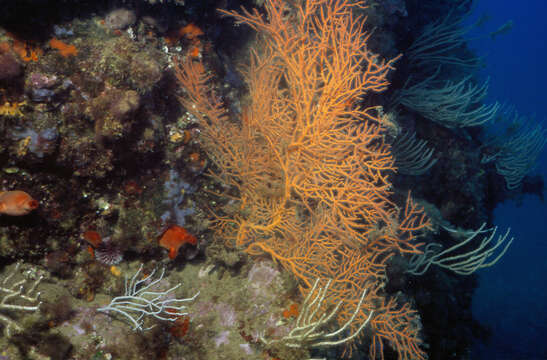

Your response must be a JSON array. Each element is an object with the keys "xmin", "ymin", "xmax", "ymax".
[{"xmin": 177, "ymin": 0, "xmax": 430, "ymax": 357}]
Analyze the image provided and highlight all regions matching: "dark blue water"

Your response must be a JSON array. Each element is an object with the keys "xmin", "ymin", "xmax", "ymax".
[{"xmin": 468, "ymin": 1, "xmax": 547, "ymax": 358}]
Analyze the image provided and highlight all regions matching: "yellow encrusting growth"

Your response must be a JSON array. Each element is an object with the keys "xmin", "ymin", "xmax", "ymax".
[
  {"xmin": 110, "ymin": 265, "xmax": 122, "ymax": 277},
  {"xmin": 0, "ymin": 100, "xmax": 25, "ymax": 118}
]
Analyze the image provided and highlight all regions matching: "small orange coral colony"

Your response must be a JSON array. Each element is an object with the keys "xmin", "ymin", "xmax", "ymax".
[
  {"xmin": 7, "ymin": 37, "xmax": 42, "ymax": 62},
  {"xmin": 189, "ymin": 45, "xmax": 201, "ymax": 59},
  {"xmin": 158, "ymin": 225, "xmax": 197, "ymax": 259},
  {"xmin": 49, "ymin": 38, "xmax": 78, "ymax": 57},
  {"xmin": 0, "ymin": 190, "xmax": 39, "ymax": 216},
  {"xmin": 169, "ymin": 316, "xmax": 190, "ymax": 338},
  {"xmin": 82, "ymin": 230, "xmax": 103, "ymax": 248},
  {"xmin": 0, "ymin": 101, "xmax": 25, "ymax": 117},
  {"xmin": 282, "ymin": 303, "xmax": 299, "ymax": 319},
  {"xmin": 179, "ymin": 23, "xmax": 204, "ymax": 40},
  {"xmin": 164, "ymin": 23, "xmax": 204, "ymax": 45}
]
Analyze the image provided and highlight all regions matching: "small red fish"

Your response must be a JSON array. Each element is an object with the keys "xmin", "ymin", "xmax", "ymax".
[
  {"xmin": 0, "ymin": 190, "xmax": 39, "ymax": 216},
  {"xmin": 158, "ymin": 225, "xmax": 197, "ymax": 259}
]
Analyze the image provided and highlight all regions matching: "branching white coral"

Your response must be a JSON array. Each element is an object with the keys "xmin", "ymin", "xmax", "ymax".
[
  {"xmin": 0, "ymin": 262, "xmax": 42, "ymax": 337},
  {"xmin": 260, "ymin": 278, "xmax": 373, "ymax": 349},
  {"xmin": 406, "ymin": 223, "xmax": 513, "ymax": 275},
  {"xmin": 392, "ymin": 131, "xmax": 438, "ymax": 175},
  {"xmin": 98, "ymin": 264, "xmax": 199, "ymax": 331},
  {"xmin": 395, "ymin": 69, "xmax": 499, "ymax": 128}
]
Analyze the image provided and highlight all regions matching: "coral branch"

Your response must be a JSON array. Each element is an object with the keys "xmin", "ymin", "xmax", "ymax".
[
  {"xmin": 260, "ymin": 278, "xmax": 372, "ymax": 348},
  {"xmin": 98, "ymin": 264, "xmax": 199, "ymax": 331},
  {"xmin": 0, "ymin": 262, "xmax": 42, "ymax": 337},
  {"xmin": 176, "ymin": 0, "xmax": 429, "ymax": 358}
]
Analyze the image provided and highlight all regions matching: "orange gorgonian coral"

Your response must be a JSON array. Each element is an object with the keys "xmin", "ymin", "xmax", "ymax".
[{"xmin": 176, "ymin": 0, "xmax": 430, "ymax": 358}]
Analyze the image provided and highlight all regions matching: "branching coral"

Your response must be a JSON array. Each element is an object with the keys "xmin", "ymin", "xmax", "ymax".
[
  {"xmin": 97, "ymin": 264, "xmax": 199, "ymax": 331},
  {"xmin": 0, "ymin": 263, "xmax": 42, "ymax": 337},
  {"xmin": 482, "ymin": 109, "xmax": 547, "ymax": 189},
  {"xmin": 392, "ymin": 131, "xmax": 438, "ymax": 175},
  {"xmin": 406, "ymin": 223, "xmax": 513, "ymax": 275},
  {"xmin": 406, "ymin": 0, "xmax": 482, "ymax": 72},
  {"xmin": 175, "ymin": 0, "xmax": 430, "ymax": 358},
  {"xmin": 394, "ymin": 69, "xmax": 500, "ymax": 128},
  {"xmin": 259, "ymin": 278, "xmax": 373, "ymax": 348}
]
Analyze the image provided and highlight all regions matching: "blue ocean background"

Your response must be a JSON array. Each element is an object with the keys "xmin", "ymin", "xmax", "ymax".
[{"xmin": 467, "ymin": 1, "xmax": 547, "ymax": 358}]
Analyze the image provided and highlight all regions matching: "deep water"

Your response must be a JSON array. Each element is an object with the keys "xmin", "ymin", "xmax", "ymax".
[{"xmin": 468, "ymin": 1, "xmax": 547, "ymax": 359}]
